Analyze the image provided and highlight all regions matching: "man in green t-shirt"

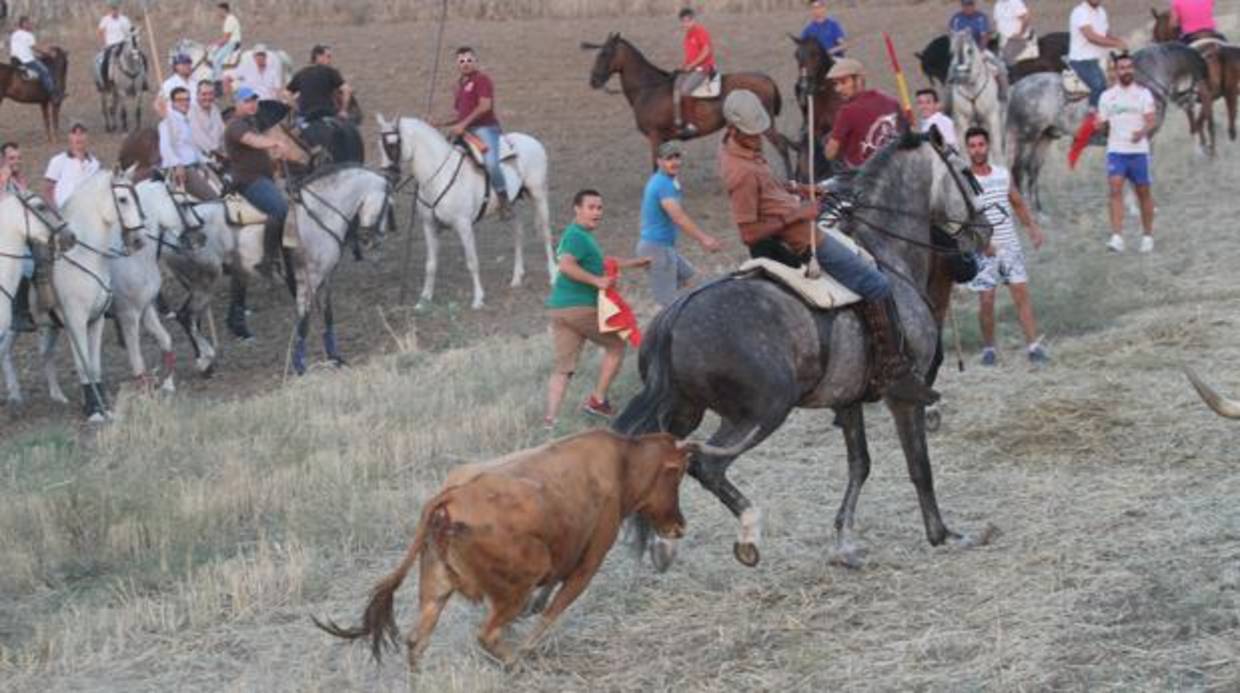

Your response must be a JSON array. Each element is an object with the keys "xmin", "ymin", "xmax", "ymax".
[{"xmin": 545, "ymin": 189, "xmax": 652, "ymax": 426}]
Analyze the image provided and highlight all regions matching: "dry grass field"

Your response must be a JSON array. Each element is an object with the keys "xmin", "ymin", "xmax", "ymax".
[{"xmin": 2, "ymin": 1, "xmax": 1239, "ymax": 691}]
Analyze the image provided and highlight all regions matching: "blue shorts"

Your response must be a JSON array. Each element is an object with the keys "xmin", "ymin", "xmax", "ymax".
[{"xmin": 1106, "ymin": 153, "xmax": 1152, "ymax": 187}]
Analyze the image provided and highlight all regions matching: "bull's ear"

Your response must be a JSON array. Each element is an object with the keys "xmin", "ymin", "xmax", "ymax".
[{"xmin": 927, "ymin": 122, "xmax": 945, "ymax": 149}]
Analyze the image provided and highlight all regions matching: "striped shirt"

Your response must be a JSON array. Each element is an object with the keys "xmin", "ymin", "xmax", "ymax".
[{"xmin": 975, "ymin": 165, "xmax": 1017, "ymax": 248}]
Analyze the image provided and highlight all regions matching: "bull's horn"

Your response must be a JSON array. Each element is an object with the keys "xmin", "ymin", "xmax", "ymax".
[
  {"xmin": 1184, "ymin": 366, "xmax": 1240, "ymax": 419},
  {"xmin": 580, "ymin": 41, "xmax": 601, "ymax": 50},
  {"xmin": 676, "ymin": 427, "xmax": 760, "ymax": 457}
]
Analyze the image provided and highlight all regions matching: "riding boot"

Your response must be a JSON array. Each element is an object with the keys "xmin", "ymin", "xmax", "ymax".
[
  {"xmin": 11, "ymin": 277, "xmax": 36, "ymax": 332},
  {"xmin": 33, "ymin": 272, "xmax": 57, "ymax": 321},
  {"xmin": 672, "ymin": 91, "xmax": 697, "ymax": 138},
  {"xmin": 253, "ymin": 219, "xmax": 284, "ymax": 280},
  {"xmin": 1068, "ymin": 111, "xmax": 1098, "ymax": 169},
  {"xmin": 860, "ymin": 298, "xmax": 940, "ymax": 405},
  {"xmin": 495, "ymin": 188, "xmax": 514, "ymax": 221}
]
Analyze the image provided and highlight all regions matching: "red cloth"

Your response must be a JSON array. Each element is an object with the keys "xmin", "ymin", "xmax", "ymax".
[
  {"xmin": 1067, "ymin": 111, "xmax": 1097, "ymax": 169},
  {"xmin": 600, "ymin": 258, "xmax": 642, "ymax": 347},
  {"xmin": 454, "ymin": 71, "xmax": 499, "ymax": 127},
  {"xmin": 683, "ymin": 25, "xmax": 716, "ymax": 71},
  {"xmin": 830, "ymin": 90, "xmax": 902, "ymax": 169}
]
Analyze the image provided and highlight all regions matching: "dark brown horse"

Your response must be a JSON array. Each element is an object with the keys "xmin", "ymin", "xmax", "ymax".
[
  {"xmin": 1153, "ymin": 8, "xmax": 1238, "ymax": 142},
  {"xmin": 789, "ymin": 34, "xmax": 843, "ymax": 182},
  {"xmin": 0, "ymin": 47, "xmax": 67, "ymax": 142},
  {"xmin": 583, "ymin": 33, "xmax": 793, "ymax": 175}
]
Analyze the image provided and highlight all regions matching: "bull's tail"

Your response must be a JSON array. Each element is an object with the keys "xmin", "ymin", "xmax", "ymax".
[{"xmin": 311, "ymin": 494, "xmax": 444, "ymax": 663}]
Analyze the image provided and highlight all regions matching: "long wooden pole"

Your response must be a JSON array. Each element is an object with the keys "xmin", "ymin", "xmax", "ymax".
[
  {"xmin": 144, "ymin": 5, "xmax": 165, "ymax": 86},
  {"xmin": 883, "ymin": 32, "xmax": 915, "ymax": 128},
  {"xmin": 803, "ymin": 66, "xmax": 821, "ymax": 278}
]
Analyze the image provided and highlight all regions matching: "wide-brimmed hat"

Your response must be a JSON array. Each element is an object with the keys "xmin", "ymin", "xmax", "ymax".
[
  {"xmin": 722, "ymin": 90, "xmax": 771, "ymax": 135},
  {"xmin": 826, "ymin": 57, "xmax": 865, "ymax": 80}
]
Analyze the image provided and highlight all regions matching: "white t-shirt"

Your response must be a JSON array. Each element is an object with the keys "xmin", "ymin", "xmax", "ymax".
[
  {"xmin": 99, "ymin": 14, "xmax": 133, "ymax": 47},
  {"xmin": 1069, "ymin": 2, "xmax": 1110, "ymax": 62},
  {"xmin": 222, "ymin": 15, "xmax": 241, "ymax": 45},
  {"xmin": 45, "ymin": 153, "xmax": 102, "ymax": 209},
  {"xmin": 9, "ymin": 29, "xmax": 36, "ymax": 64},
  {"xmin": 159, "ymin": 109, "xmax": 200, "ymax": 167},
  {"xmin": 920, "ymin": 112, "xmax": 958, "ymax": 148},
  {"xmin": 994, "ymin": 0, "xmax": 1029, "ymax": 40},
  {"xmin": 974, "ymin": 165, "xmax": 1017, "ymax": 248},
  {"xmin": 233, "ymin": 59, "xmax": 284, "ymax": 100},
  {"xmin": 162, "ymin": 74, "xmax": 198, "ymax": 101},
  {"xmin": 1098, "ymin": 83, "xmax": 1156, "ymax": 155}
]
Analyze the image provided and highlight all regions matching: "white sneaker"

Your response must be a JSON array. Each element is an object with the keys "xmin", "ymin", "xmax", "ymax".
[
  {"xmin": 1106, "ymin": 235, "xmax": 1125, "ymax": 253},
  {"xmin": 1139, "ymin": 236, "xmax": 1154, "ymax": 254}
]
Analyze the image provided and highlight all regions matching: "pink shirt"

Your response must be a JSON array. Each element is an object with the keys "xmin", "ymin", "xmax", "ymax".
[{"xmin": 1174, "ymin": 0, "xmax": 1216, "ymax": 35}]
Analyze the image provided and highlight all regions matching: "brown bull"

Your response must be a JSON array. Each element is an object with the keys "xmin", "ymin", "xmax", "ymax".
[{"xmin": 313, "ymin": 429, "xmax": 743, "ymax": 670}]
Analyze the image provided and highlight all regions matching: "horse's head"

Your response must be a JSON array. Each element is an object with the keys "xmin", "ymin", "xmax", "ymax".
[
  {"xmin": 354, "ymin": 172, "xmax": 393, "ymax": 254},
  {"xmin": 923, "ymin": 128, "xmax": 991, "ymax": 255},
  {"xmin": 110, "ymin": 165, "xmax": 148, "ymax": 254},
  {"xmin": 948, "ymin": 30, "xmax": 981, "ymax": 85},
  {"xmin": 583, "ymin": 33, "xmax": 622, "ymax": 89},
  {"xmin": 1151, "ymin": 8, "xmax": 1176, "ymax": 43},
  {"xmin": 790, "ymin": 34, "xmax": 833, "ymax": 96},
  {"xmin": 375, "ymin": 112, "xmax": 403, "ymax": 173},
  {"xmin": 13, "ymin": 191, "xmax": 75, "ymax": 264}
]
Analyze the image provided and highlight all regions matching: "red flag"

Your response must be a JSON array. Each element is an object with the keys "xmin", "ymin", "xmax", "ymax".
[{"xmin": 599, "ymin": 258, "xmax": 642, "ymax": 347}]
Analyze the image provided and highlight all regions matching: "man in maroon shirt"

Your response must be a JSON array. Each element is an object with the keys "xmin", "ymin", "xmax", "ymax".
[
  {"xmin": 440, "ymin": 46, "xmax": 510, "ymax": 218},
  {"xmin": 824, "ymin": 58, "xmax": 904, "ymax": 170}
]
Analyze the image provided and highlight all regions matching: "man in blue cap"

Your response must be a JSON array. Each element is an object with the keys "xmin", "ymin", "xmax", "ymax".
[
  {"xmin": 225, "ymin": 86, "xmax": 290, "ymax": 279},
  {"xmin": 162, "ymin": 52, "xmax": 198, "ymax": 101}
]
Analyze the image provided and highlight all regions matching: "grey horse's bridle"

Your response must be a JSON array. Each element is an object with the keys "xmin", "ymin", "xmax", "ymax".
[{"xmin": 110, "ymin": 178, "xmax": 148, "ymax": 252}]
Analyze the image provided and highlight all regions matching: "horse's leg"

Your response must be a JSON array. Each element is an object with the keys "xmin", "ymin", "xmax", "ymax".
[
  {"xmin": 0, "ymin": 329, "xmax": 22, "ymax": 407},
  {"xmin": 529, "ymin": 185, "xmax": 555, "ymax": 283},
  {"xmin": 41, "ymin": 102, "xmax": 52, "ymax": 144},
  {"xmin": 830, "ymin": 403, "xmax": 872, "ymax": 569},
  {"xmin": 886, "ymin": 399, "xmax": 995, "ymax": 549},
  {"xmin": 87, "ymin": 314, "xmax": 109, "ymax": 415},
  {"xmin": 38, "ymin": 324, "xmax": 69, "ymax": 405},
  {"xmin": 226, "ymin": 273, "xmax": 253, "ymax": 340},
  {"xmin": 509, "ymin": 205, "xmax": 526, "ymax": 288},
  {"xmin": 292, "ymin": 264, "xmax": 315, "ymax": 376},
  {"xmin": 101, "ymin": 89, "xmax": 112, "ymax": 133},
  {"xmin": 690, "ymin": 417, "xmax": 780, "ymax": 568},
  {"xmin": 640, "ymin": 401, "xmax": 706, "ymax": 573},
  {"xmin": 1030, "ymin": 135, "xmax": 1053, "ymax": 214},
  {"xmin": 451, "ymin": 218, "xmax": 485, "ymax": 310},
  {"xmin": 117, "ymin": 305, "xmax": 148, "ymax": 385},
  {"xmin": 322, "ymin": 287, "xmax": 344, "ymax": 366},
  {"xmin": 141, "ymin": 304, "xmax": 176, "ymax": 392},
  {"xmin": 416, "ymin": 213, "xmax": 439, "ymax": 310},
  {"xmin": 178, "ymin": 284, "xmax": 216, "ymax": 375},
  {"xmin": 1227, "ymin": 85, "xmax": 1238, "ymax": 142}
]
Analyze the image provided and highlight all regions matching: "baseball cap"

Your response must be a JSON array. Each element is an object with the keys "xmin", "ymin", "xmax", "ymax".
[
  {"xmin": 827, "ymin": 58, "xmax": 865, "ymax": 80},
  {"xmin": 173, "ymin": 53, "xmax": 192, "ymax": 66},
  {"xmin": 68, "ymin": 121, "xmax": 89, "ymax": 133},
  {"xmin": 253, "ymin": 43, "xmax": 268, "ymax": 55},
  {"xmin": 235, "ymin": 86, "xmax": 259, "ymax": 102},
  {"xmin": 722, "ymin": 90, "xmax": 771, "ymax": 135},
  {"xmin": 657, "ymin": 141, "xmax": 684, "ymax": 159}
]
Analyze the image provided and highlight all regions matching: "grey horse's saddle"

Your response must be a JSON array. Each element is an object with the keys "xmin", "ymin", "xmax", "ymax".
[
  {"xmin": 737, "ymin": 228, "xmax": 871, "ymax": 310},
  {"xmin": 223, "ymin": 194, "xmax": 267, "ymax": 226}
]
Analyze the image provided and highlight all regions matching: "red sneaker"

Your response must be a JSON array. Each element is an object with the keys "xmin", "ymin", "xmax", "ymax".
[{"xmin": 583, "ymin": 396, "xmax": 615, "ymax": 418}]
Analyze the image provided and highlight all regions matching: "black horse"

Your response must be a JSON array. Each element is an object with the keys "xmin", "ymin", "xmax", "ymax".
[{"xmin": 614, "ymin": 129, "xmax": 995, "ymax": 571}]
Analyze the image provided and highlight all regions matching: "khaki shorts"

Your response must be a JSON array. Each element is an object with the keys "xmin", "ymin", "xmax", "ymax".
[{"xmin": 549, "ymin": 307, "xmax": 625, "ymax": 375}]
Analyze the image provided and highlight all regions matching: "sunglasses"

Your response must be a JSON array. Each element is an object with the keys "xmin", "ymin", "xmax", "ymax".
[{"xmin": 457, "ymin": 56, "xmax": 475, "ymax": 64}]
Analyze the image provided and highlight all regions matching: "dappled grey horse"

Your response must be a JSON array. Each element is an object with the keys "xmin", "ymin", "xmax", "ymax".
[
  {"xmin": 614, "ymin": 130, "xmax": 993, "ymax": 571},
  {"xmin": 96, "ymin": 31, "xmax": 148, "ymax": 133},
  {"xmin": 1007, "ymin": 43, "xmax": 1210, "ymax": 211}
]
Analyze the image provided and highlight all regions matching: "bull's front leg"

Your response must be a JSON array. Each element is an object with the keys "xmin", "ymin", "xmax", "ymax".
[{"xmin": 516, "ymin": 533, "xmax": 613, "ymax": 659}]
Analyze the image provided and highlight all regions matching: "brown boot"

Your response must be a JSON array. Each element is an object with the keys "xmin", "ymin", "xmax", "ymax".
[{"xmin": 861, "ymin": 298, "xmax": 939, "ymax": 405}]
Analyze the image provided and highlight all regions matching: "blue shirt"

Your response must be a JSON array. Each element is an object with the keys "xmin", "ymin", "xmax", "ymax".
[
  {"xmin": 639, "ymin": 171, "xmax": 682, "ymax": 246},
  {"xmin": 949, "ymin": 11, "xmax": 991, "ymax": 45},
  {"xmin": 801, "ymin": 18, "xmax": 846, "ymax": 56}
]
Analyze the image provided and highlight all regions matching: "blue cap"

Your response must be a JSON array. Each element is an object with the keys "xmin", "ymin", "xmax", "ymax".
[
  {"xmin": 235, "ymin": 86, "xmax": 259, "ymax": 102},
  {"xmin": 173, "ymin": 53, "xmax": 192, "ymax": 65}
]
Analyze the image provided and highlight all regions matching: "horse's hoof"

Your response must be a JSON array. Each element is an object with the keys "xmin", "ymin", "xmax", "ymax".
[
  {"xmin": 329, "ymin": 357, "xmax": 347, "ymax": 368},
  {"xmin": 948, "ymin": 524, "xmax": 1001, "ymax": 549},
  {"xmin": 413, "ymin": 299, "xmax": 430, "ymax": 314},
  {"xmin": 160, "ymin": 378, "xmax": 176, "ymax": 394},
  {"xmin": 50, "ymin": 393, "xmax": 69, "ymax": 405},
  {"xmin": 926, "ymin": 407, "xmax": 942, "ymax": 433},
  {"xmin": 650, "ymin": 537, "xmax": 678, "ymax": 574},
  {"xmin": 829, "ymin": 540, "xmax": 868, "ymax": 570},
  {"xmin": 470, "ymin": 300, "xmax": 485, "ymax": 311},
  {"xmin": 733, "ymin": 541, "xmax": 760, "ymax": 567},
  {"xmin": 86, "ymin": 412, "xmax": 107, "ymax": 424}
]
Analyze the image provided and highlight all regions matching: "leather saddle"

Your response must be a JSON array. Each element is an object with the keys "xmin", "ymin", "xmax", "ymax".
[
  {"xmin": 223, "ymin": 194, "xmax": 268, "ymax": 227},
  {"xmin": 10, "ymin": 57, "xmax": 39, "ymax": 82},
  {"xmin": 1061, "ymin": 67, "xmax": 1092, "ymax": 100},
  {"xmin": 737, "ymin": 223, "xmax": 873, "ymax": 311},
  {"xmin": 458, "ymin": 131, "xmax": 518, "ymax": 168},
  {"xmin": 689, "ymin": 72, "xmax": 723, "ymax": 99}
]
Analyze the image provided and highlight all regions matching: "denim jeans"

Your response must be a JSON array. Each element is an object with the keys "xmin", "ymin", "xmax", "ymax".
[
  {"xmin": 210, "ymin": 41, "xmax": 239, "ymax": 82},
  {"xmin": 1069, "ymin": 59, "xmax": 1107, "ymax": 108},
  {"xmin": 815, "ymin": 233, "xmax": 891, "ymax": 302},
  {"xmin": 470, "ymin": 125, "xmax": 507, "ymax": 196},
  {"xmin": 23, "ymin": 60, "xmax": 56, "ymax": 97},
  {"xmin": 241, "ymin": 177, "xmax": 288, "ymax": 224}
]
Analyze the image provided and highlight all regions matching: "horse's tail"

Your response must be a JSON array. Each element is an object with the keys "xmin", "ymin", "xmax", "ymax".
[
  {"xmin": 770, "ymin": 79, "xmax": 783, "ymax": 118},
  {"xmin": 612, "ymin": 296, "xmax": 689, "ymax": 438},
  {"xmin": 311, "ymin": 492, "xmax": 444, "ymax": 663}
]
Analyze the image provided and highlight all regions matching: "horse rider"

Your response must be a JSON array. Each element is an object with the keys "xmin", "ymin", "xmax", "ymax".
[
  {"xmin": 227, "ymin": 44, "xmax": 283, "ymax": 101},
  {"xmin": 993, "ymin": 0, "xmax": 1032, "ymax": 66},
  {"xmin": 162, "ymin": 53, "xmax": 198, "ymax": 101},
  {"xmin": 189, "ymin": 80, "xmax": 225, "ymax": 162},
  {"xmin": 438, "ymin": 46, "xmax": 512, "ymax": 219},
  {"xmin": 718, "ymin": 88, "xmax": 938, "ymax": 404},
  {"xmin": 158, "ymin": 86, "xmax": 214, "ymax": 200},
  {"xmin": 948, "ymin": 0, "xmax": 1009, "ymax": 101},
  {"xmin": 1, "ymin": 140, "xmax": 35, "ymax": 333},
  {"xmin": 801, "ymin": 1, "xmax": 848, "ymax": 58},
  {"xmin": 208, "ymin": 2, "xmax": 241, "ymax": 87},
  {"xmin": 95, "ymin": 0, "xmax": 134, "ymax": 89},
  {"xmin": 43, "ymin": 122, "xmax": 101, "ymax": 211},
  {"xmin": 1169, "ymin": 0, "xmax": 1225, "ymax": 99},
  {"xmin": 1066, "ymin": 0, "xmax": 1128, "ymax": 168},
  {"xmin": 225, "ymin": 86, "xmax": 290, "ymax": 279},
  {"xmin": 823, "ymin": 59, "xmax": 903, "ymax": 171},
  {"xmin": 8, "ymin": 16, "xmax": 62, "ymax": 103},
  {"xmin": 674, "ymin": 7, "xmax": 716, "ymax": 138},
  {"xmin": 285, "ymin": 44, "xmax": 353, "ymax": 125}
]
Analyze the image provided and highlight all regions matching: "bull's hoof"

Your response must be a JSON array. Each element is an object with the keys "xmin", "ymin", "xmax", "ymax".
[
  {"xmin": 948, "ymin": 523, "xmax": 1001, "ymax": 549},
  {"xmin": 926, "ymin": 407, "xmax": 942, "ymax": 433},
  {"xmin": 733, "ymin": 541, "xmax": 760, "ymax": 567},
  {"xmin": 650, "ymin": 537, "xmax": 677, "ymax": 573}
]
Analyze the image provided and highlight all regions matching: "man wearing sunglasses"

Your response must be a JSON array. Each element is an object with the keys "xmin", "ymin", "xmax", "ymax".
[{"xmin": 440, "ymin": 46, "xmax": 512, "ymax": 219}]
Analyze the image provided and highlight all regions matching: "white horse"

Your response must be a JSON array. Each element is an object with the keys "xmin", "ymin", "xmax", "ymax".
[
  {"xmin": 170, "ymin": 39, "xmax": 292, "ymax": 89},
  {"xmin": 158, "ymin": 191, "xmax": 232, "ymax": 377},
  {"xmin": 0, "ymin": 191, "xmax": 75, "ymax": 407},
  {"xmin": 95, "ymin": 31, "xmax": 149, "ymax": 133},
  {"xmin": 376, "ymin": 114, "xmax": 554, "ymax": 310},
  {"xmin": 286, "ymin": 164, "xmax": 391, "ymax": 374},
  {"xmin": 949, "ymin": 30, "xmax": 1006, "ymax": 157},
  {"xmin": 39, "ymin": 170, "xmax": 147, "ymax": 421}
]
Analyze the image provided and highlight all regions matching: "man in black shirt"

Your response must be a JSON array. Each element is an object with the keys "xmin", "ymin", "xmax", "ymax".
[{"xmin": 285, "ymin": 44, "xmax": 352, "ymax": 123}]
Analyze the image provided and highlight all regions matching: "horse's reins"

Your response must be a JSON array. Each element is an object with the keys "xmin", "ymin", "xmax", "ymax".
[
  {"xmin": 948, "ymin": 48, "xmax": 996, "ymax": 109},
  {"xmin": 292, "ymin": 174, "xmax": 391, "ymax": 248},
  {"xmin": 383, "ymin": 128, "xmax": 469, "ymax": 216}
]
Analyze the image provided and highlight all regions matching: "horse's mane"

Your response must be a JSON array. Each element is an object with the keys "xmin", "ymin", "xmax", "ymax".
[
  {"xmin": 612, "ymin": 35, "xmax": 671, "ymax": 80},
  {"xmin": 295, "ymin": 162, "xmax": 372, "ymax": 189},
  {"xmin": 60, "ymin": 169, "xmax": 112, "ymax": 216},
  {"xmin": 850, "ymin": 131, "xmax": 928, "ymax": 193}
]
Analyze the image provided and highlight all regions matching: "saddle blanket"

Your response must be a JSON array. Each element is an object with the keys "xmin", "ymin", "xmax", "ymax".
[
  {"xmin": 1062, "ymin": 68, "xmax": 1091, "ymax": 98},
  {"xmin": 690, "ymin": 72, "xmax": 723, "ymax": 98},
  {"xmin": 223, "ymin": 194, "xmax": 267, "ymax": 227},
  {"xmin": 462, "ymin": 134, "xmax": 518, "ymax": 164},
  {"xmin": 737, "ymin": 257, "xmax": 862, "ymax": 310}
]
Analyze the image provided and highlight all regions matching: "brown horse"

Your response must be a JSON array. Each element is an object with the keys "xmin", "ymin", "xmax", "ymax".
[
  {"xmin": 0, "ymin": 47, "xmax": 67, "ymax": 142},
  {"xmin": 583, "ymin": 33, "xmax": 793, "ymax": 175},
  {"xmin": 1153, "ymin": 8, "xmax": 1239, "ymax": 142},
  {"xmin": 789, "ymin": 34, "xmax": 842, "ymax": 182}
]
